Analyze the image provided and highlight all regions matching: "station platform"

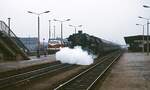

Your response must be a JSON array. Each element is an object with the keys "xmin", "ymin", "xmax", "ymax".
[
  {"xmin": 0, "ymin": 54, "xmax": 56, "ymax": 73},
  {"xmin": 99, "ymin": 52, "xmax": 150, "ymax": 90}
]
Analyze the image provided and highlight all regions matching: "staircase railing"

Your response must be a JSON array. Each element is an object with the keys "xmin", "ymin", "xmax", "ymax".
[{"xmin": 0, "ymin": 20, "xmax": 30, "ymax": 54}]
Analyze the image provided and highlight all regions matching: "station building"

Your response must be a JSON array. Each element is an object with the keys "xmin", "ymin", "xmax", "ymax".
[{"xmin": 124, "ymin": 35, "xmax": 150, "ymax": 52}]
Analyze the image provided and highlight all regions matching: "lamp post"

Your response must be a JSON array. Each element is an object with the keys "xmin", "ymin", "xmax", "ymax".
[
  {"xmin": 53, "ymin": 25, "xmax": 56, "ymax": 39},
  {"xmin": 53, "ymin": 19, "xmax": 70, "ymax": 44},
  {"xmin": 138, "ymin": 16, "xmax": 149, "ymax": 55},
  {"xmin": 28, "ymin": 11, "xmax": 50, "ymax": 58},
  {"xmin": 136, "ymin": 24, "xmax": 145, "ymax": 53},
  {"xmin": 142, "ymin": 5, "xmax": 150, "ymax": 55},
  {"xmin": 69, "ymin": 25, "xmax": 82, "ymax": 34},
  {"xmin": 48, "ymin": 20, "xmax": 51, "ymax": 42}
]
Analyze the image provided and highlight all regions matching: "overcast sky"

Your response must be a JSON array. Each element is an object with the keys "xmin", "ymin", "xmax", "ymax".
[{"xmin": 1, "ymin": 0, "xmax": 150, "ymax": 44}]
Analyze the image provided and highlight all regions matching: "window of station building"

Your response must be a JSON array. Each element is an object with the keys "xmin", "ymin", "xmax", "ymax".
[
  {"xmin": 134, "ymin": 40, "xmax": 143, "ymax": 43},
  {"xmin": 139, "ymin": 44, "xmax": 143, "ymax": 47}
]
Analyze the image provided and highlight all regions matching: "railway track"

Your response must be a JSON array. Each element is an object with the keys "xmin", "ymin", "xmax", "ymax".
[
  {"xmin": 0, "ymin": 61, "xmax": 60, "ymax": 78},
  {"xmin": 54, "ymin": 51, "xmax": 121, "ymax": 90},
  {"xmin": 0, "ymin": 61, "xmax": 78, "ymax": 89}
]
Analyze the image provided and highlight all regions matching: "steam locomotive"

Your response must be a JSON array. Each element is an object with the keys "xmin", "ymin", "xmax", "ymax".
[{"xmin": 68, "ymin": 31, "xmax": 121, "ymax": 56}]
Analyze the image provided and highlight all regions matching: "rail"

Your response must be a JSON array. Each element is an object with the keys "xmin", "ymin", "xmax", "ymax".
[
  {"xmin": 0, "ymin": 62, "xmax": 76, "ymax": 89},
  {"xmin": 54, "ymin": 51, "xmax": 121, "ymax": 90}
]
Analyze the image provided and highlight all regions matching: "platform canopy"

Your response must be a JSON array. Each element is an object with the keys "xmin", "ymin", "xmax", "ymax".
[{"xmin": 124, "ymin": 35, "xmax": 150, "ymax": 52}]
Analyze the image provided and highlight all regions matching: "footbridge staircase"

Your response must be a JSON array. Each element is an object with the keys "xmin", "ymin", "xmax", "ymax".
[{"xmin": 0, "ymin": 20, "xmax": 30, "ymax": 60}]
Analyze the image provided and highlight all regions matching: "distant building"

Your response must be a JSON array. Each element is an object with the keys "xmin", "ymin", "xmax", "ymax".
[
  {"xmin": 124, "ymin": 35, "xmax": 150, "ymax": 52},
  {"xmin": 19, "ymin": 37, "xmax": 38, "ymax": 51}
]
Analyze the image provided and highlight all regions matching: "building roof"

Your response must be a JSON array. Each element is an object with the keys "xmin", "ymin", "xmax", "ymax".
[{"xmin": 124, "ymin": 35, "xmax": 148, "ymax": 44}]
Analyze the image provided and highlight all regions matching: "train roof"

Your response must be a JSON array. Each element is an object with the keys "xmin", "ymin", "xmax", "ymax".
[
  {"xmin": 69, "ymin": 32, "xmax": 120, "ymax": 46},
  {"xmin": 100, "ymin": 38, "xmax": 120, "ymax": 46},
  {"xmin": 87, "ymin": 34, "xmax": 120, "ymax": 46}
]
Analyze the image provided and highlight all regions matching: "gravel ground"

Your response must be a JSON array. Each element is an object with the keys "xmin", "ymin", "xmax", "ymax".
[{"xmin": 15, "ymin": 65, "xmax": 88, "ymax": 90}]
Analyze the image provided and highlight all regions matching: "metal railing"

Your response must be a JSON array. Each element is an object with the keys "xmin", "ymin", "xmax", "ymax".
[{"xmin": 0, "ymin": 20, "xmax": 30, "ymax": 54}]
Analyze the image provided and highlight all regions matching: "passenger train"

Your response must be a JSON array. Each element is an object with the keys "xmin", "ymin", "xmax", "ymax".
[
  {"xmin": 47, "ymin": 31, "xmax": 121, "ymax": 55},
  {"xmin": 68, "ymin": 31, "xmax": 121, "ymax": 56}
]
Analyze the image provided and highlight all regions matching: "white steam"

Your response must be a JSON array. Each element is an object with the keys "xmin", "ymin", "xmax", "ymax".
[{"xmin": 56, "ymin": 46, "xmax": 95, "ymax": 65}]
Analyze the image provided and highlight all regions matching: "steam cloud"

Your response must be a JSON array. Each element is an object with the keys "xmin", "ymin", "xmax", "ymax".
[{"xmin": 56, "ymin": 46, "xmax": 95, "ymax": 65}]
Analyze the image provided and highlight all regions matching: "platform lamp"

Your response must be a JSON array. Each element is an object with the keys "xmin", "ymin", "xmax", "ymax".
[
  {"xmin": 48, "ymin": 20, "xmax": 51, "ymax": 42},
  {"xmin": 138, "ymin": 16, "xmax": 150, "ymax": 55},
  {"xmin": 143, "ymin": 5, "xmax": 150, "ymax": 55},
  {"xmin": 69, "ymin": 25, "xmax": 82, "ymax": 34},
  {"xmin": 28, "ymin": 11, "xmax": 50, "ymax": 58},
  {"xmin": 143, "ymin": 5, "xmax": 150, "ymax": 8},
  {"xmin": 53, "ymin": 19, "xmax": 70, "ymax": 44},
  {"xmin": 136, "ymin": 24, "xmax": 145, "ymax": 53}
]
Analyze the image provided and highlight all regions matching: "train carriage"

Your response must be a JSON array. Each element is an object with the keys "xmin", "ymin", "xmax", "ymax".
[{"xmin": 47, "ymin": 40, "xmax": 64, "ymax": 54}]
